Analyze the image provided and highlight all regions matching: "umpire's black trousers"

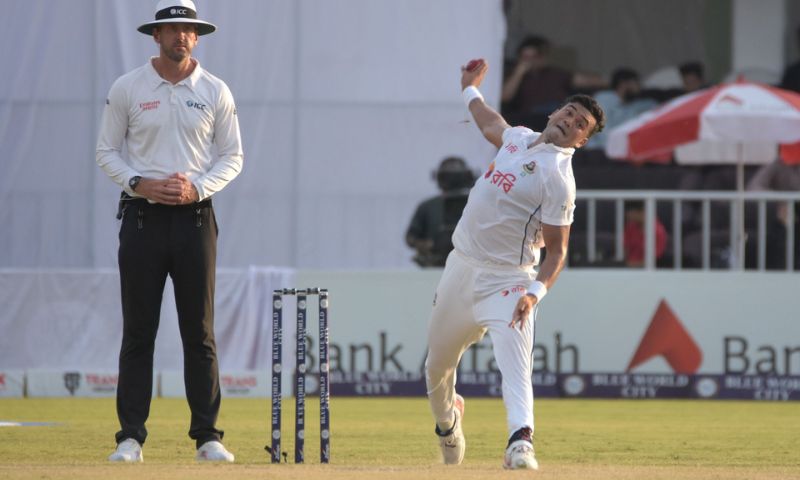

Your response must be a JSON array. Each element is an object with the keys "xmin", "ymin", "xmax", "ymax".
[{"xmin": 115, "ymin": 198, "xmax": 223, "ymax": 448}]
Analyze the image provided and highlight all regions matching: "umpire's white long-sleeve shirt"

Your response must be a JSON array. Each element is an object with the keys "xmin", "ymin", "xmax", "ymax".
[{"xmin": 96, "ymin": 58, "xmax": 243, "ymax": 200}]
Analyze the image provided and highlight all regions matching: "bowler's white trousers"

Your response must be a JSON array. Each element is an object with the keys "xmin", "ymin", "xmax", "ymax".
[{"xmin": 425, "ymin": 249, "xmax": 538, "ymax": 437}]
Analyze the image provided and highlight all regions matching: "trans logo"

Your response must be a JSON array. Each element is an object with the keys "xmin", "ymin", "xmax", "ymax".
[{"xmin": 627, "ymin": 299, "xmax": 702, "ymax": 374}]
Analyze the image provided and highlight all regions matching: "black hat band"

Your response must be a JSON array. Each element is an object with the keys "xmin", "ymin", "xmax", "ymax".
[{"xmin": 155, "ymin": 6, "xmax": 198, "ymax": 21}]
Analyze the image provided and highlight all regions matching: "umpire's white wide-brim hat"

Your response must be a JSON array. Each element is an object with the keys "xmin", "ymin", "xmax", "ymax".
[{"xmin": 138, "ymin": 0, "xmax": 216, "ymax": 36}]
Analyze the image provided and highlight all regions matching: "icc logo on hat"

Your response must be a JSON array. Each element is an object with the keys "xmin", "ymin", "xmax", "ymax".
[{"xmin": 138, "ymin": 0, "xmax": 217, "ymax": 36}]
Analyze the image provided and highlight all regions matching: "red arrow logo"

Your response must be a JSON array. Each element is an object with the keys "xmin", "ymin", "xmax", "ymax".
[{"xmin": 627, "ymin": 299, "xmax": 702, "ymax": 373}]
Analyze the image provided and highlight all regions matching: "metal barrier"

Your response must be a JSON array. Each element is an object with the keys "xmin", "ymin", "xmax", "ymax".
[{"xmin": 573, "ymin": 190, "xmax": 800, "ymax": 271}]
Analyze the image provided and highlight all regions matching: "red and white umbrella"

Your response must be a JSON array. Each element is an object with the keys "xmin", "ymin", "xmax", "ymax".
[
  {"xmin": 605, "ymin": 79, "xmax": 800, "ymax": 268},
  {"xmin": 606, "ymin": 78, "xmax": 800, "ymax": 171}
]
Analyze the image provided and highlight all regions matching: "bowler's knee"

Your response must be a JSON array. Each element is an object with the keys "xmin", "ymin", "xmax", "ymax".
[{"xmin": 425, "ymin": 353, "xmax": 456, "ymax": 381}]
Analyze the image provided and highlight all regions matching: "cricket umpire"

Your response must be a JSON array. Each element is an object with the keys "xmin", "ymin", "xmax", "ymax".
[{"xmin": 96, "ymin": 0, "xmax": 243, "ymax": 463}]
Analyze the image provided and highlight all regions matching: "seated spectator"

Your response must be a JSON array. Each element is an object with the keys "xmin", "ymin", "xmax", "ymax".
[
  {"xmin": 623, "ymin": 201, "xmax": 668, "ymax": 267},
  {"xmin": 679, "ymin": 61, "xmax": 707, "ymax": 92},
  {"xmin": 406, "ymin": 157, "xmax": 476, "ymax": 267},
  {"xmin": 501, "ymin": 35, "xmax": 605, "ymax": 130},
  {"xmin": 641, "ymin": 61, "xmax": 709, "ymax": 104},
  {"xmin": 586, "ymin": 67, "xmax": 657, "ymax": 150},
  {"xmin": 760, "ymin": 202, "xmax": 800, "ymax": 270},
  {"xmin": 748, "ymin": 158, "xmax": 800, "ymax": 192},
  {"xmin": 746, "ymin": 158, "xmax": 800, "ymax": 270}
]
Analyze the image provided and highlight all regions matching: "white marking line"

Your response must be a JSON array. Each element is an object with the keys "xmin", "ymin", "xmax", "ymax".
[{"xmin": 0, "ymin": 421, "xmax": 58, "ymax": 427}]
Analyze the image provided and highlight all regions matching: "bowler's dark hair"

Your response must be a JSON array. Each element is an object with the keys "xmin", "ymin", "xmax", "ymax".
[{"xmin": 562, "ymin": 94, "xmax": 605, "ymax": 137}]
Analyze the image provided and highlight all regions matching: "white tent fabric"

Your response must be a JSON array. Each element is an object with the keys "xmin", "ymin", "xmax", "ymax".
[
  {"xmin": 0, "ymin": 0, "xmax": 505, "ymax": 269},
  {"xmin": 0, "ymin": 267, "xmax": 294, "ymax": 370}
]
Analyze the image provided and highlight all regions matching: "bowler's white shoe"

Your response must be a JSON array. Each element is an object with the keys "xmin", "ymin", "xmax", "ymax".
[
  {"xmin": 196, "ymin": 440, "xmax": 235, "ymax": 462},
  {"xmin": 503, "ymin": 427, "xmax": 538, "ymax": 470},
  {"xmin": 108, "ymin": 438, "xmax": 143, "ymax": 463},
  {"xmin": 436, "ymin": 394, "xmax": 466, "ymax": 465}
]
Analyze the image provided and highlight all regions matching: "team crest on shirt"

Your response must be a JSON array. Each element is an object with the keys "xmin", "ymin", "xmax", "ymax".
[{"xmin": 520, "ymin": 161, "xmax": 537, "ymax": 177}]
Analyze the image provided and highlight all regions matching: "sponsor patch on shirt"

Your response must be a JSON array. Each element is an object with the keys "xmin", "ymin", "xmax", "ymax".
[
  {"xmin": 490, "ymin": 169, "xmax": 516, "ymax": 193},
  {"xmin": 139, "ymin": 100, "xmax": 160, "ymax": 111},
  {"xmin": 500, "ymin": 285, "xmax": 527, "ymax": 297}
]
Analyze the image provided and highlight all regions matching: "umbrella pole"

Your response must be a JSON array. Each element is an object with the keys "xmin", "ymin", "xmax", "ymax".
[{"xmin": 736, "ymin": 145, "xmax": 746, "ymax": 270}]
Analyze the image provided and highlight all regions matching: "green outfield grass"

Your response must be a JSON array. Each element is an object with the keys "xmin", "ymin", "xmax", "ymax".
[{"xmin": 0, "ymin": 397, "xmax": 798, "ymax": 479}]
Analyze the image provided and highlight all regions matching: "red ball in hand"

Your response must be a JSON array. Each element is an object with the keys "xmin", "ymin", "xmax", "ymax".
[{"xmin": 466, "ymin": 60, "xmax": 480, "ymax": 72}]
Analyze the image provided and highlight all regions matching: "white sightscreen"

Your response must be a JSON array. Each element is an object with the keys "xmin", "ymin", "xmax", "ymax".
[{"xmin": 0, "ymin": 0, "xmax": 505, "ymax": 268}]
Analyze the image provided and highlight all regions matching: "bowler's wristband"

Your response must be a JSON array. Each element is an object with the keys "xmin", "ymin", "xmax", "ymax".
[
  {"xmin": 462, "ymin": 86, "xmax": 484, "ymax": 107},
  {"xmin": 527, "ymin": 281, "xmax": 548, "ymax": 302}
]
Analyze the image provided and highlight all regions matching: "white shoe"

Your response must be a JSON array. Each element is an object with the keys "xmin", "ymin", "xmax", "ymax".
[
  {"xmin": 196, "ymin": 440, "xmax": 235, "ymax": 462},
  {"xmin": 503, "ymin": 427, "xmax": 538, "ymax": 470},
  {"xmin": 436, "ymin": 394, "xmax": 465, "ymax": 465},
  {"xmin": 108, "ymin": 438, "xmax": 143, "ymax": 463}
]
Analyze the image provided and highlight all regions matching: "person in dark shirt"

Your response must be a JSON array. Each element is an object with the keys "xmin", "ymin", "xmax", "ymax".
[
  {"xmin": 501, "ymin": 35, "xmax": 604, "ymax": 130},
  {"xmin": 406, "ymin": 157, "xmax": 476, "ymax": 267}
]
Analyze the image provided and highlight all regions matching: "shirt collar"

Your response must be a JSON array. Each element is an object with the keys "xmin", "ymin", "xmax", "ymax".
[
  {"xmin": 145, "ymin": 57, "xmax": 203, "ymax": 91},
  {"xmin": 528, "ymin": 132, "xmax": 575, "ymax": 156},
  {"xmin": 550, "ymin": 143, "xmax": 575, "ymax": 155},
  {"xmin": 528, "ymin": 134, "xmax": 575, "ymax": 156},
  {"xmin": 181, "ymin": 59, "xmax": 203, "ymax": 90},
  {"xmin": 145, "ymin": 58, "xmax": 165, "ymax": 90}
]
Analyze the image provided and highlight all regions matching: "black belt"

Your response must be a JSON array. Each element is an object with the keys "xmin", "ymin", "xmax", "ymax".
[{"xmin": 117, "ymin": 192, "xmax": 212, "ymax": 218}]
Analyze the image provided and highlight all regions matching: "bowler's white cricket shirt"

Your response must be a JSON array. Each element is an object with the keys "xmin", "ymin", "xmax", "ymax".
[
  {"xmin": 452, "ymin": 127, "xmax": 576, "ymax": 267},
  {"xmin": 96, "ymin": 58, "xmax": 243, "ymax": 200}
]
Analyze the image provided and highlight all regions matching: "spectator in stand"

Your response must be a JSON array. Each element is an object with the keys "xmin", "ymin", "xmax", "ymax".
[
  {"xmin": 748, "ymin": 158, "xmax": 800, "ymax": 192},
  {"xmin": 746, "ymin": 159, "xmax": 800, "ymax": 270},
  {"xmin": 679, "ymin": 61, "xmax": 707, "ymax": 92},
  {"xmin": 406, "ymin": 157, "xmax": 476, "ymax": 267},
  {"xmin": 586, "ymin": 68, "xmax": 657, "ymax": 151},
  {"xmin": 501, "ymin": 35, "xmax": 605, "ymax": 130},
  {"xmin": 780, "ymin": 26, "xmax": 800, "ymax": 93},
  {"xmin": 640, "ymin": 61, "xmax": 709, "ymax": 104},
  {"xmin": 623, "ymin": 201, "xmax": 668, "ymax": 268}
]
